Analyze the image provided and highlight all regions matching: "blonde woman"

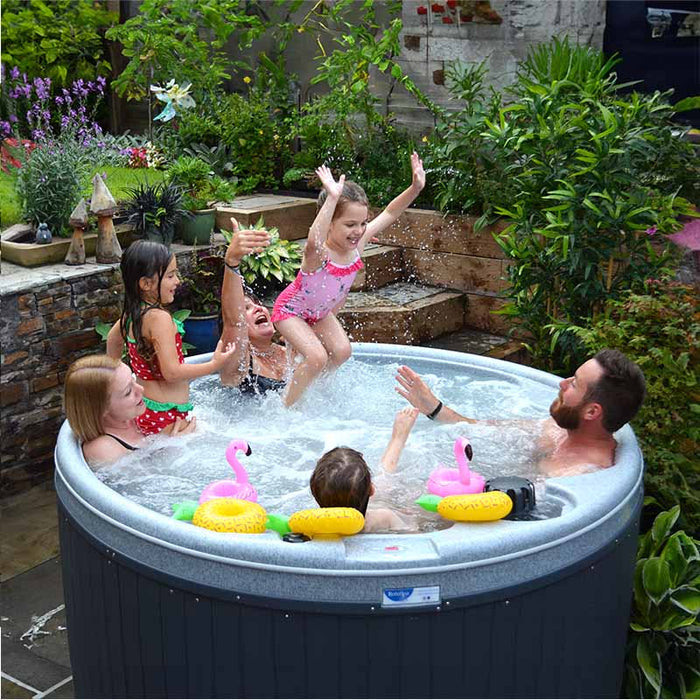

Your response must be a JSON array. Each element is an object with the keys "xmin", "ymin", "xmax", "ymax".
[{"xmin": 64, "ymin": 355, "xmax": 194, "ymax": 467}]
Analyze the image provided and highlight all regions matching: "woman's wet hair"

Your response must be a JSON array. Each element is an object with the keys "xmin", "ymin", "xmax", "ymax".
[
  {"xmin": 310, "ymin": 447, "xmax": 372, "ymax": 515},
  {"xmin": 64, "ymin": 355, "xmax": 121, "ymax": 442},
  {"xmin": 119, "ymin": 240, "xmax": 173, "ymax": 364},
  {"xmin": 317, "ymin": 179, "xmax": 369, "ymax": 221}
]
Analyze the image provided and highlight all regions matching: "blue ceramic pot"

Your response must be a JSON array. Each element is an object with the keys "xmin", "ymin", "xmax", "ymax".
[{"xmin": 183, "ymin": 314, "xmax": 220, "ymax": 354}]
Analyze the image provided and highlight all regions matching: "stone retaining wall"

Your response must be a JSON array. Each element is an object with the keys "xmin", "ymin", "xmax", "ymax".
[{"xmin": 0, "ymin": 248, "xmax": 204, "ymax": 497}]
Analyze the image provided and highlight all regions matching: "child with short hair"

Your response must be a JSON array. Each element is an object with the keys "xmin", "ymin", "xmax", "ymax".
[{"xmin": 310, "ymin": 407, "xmax": 419, "ymax": 533}]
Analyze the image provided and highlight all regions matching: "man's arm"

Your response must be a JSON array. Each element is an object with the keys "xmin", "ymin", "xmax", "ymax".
[{"xmin": 395, "ymin": 365, "xmax": 477, "ymax": 424}]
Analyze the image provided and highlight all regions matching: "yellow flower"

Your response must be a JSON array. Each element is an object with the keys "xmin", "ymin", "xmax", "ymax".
[
  {"xmin": 421, "ymin": 135, "xmax": 428, "ymax": 143},
  {"xmin": 243, "ymin": 76, "xmax": 251, "ymax": 84},
  {"xmin": 273, "ymin": 134, "xmax": 279, "ymax": 140},
  {"xmin": 259, "ymin": 130, "xmax": 263, "ymax": 135}
]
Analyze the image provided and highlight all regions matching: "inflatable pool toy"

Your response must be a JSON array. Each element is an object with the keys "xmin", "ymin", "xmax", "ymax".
[
  {"xmin": 416, "ymin": 491, "xmax": 512, "ymax": 522},
  {"xmin": 172, "ymin": 500, "xmax": 199, "ymax": 521},
  {"xmin": 427, "ymin": 437, "xmax": 485, "ymax": 496},
  {"xmin": 199, "ymin": 439, "xmax": 258, "ymax": 504},
  {"xmin": 288, "ymin": 508, "xmax": 365, "ymax": 537},
  {"xmin": 192, "ymin": 497, "xmax": 267, "ymax": 533}
]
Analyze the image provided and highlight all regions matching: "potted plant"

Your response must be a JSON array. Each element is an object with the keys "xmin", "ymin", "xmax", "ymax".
[
  {"xmin": 122, "ymin": 180, "xmax": 188, "ymax": 248},
  {"xmin": 166, "ymin": 156, "xmax": 235, "ymax": 245},
  {"xmin": 222, "ymin": 216, "xmax": 302, "ymax": 298},
  {"xmin": 173, "ymin": 248, "xmax": 225, "ymax": 354}
]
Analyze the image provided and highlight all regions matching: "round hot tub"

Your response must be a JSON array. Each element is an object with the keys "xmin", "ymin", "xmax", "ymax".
[{"xmin": 55, "ymin": 345, "xmax": 642, "ymax": 699}]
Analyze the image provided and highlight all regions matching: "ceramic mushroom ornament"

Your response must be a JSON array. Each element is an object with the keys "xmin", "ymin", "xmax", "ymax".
[
  {"xmin": 90, "ymin": 174, "xmax": 122, "ymax": 264},
  {"xmin": 65, "ymin": 198, "xmax": 89, "ymax": 265}
]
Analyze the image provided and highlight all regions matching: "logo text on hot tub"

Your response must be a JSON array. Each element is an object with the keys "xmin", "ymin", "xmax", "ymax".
[{"xmin": 382, "ymin": 585, "xmax": 441, "ymax": 607}]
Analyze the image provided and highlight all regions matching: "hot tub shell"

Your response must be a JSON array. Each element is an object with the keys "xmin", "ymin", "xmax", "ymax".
[{"xmin": 55, "ymin": 345, "xmax": 643, "ymax": 698}]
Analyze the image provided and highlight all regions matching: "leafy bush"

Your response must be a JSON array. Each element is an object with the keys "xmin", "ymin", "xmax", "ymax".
[
  {"xmin": 175, "ymin": 251, "xmax": 225, "ymax": 316},
  {"xmin": 624, "ymin": 506, "xmax": 700, "ymax": 699},
  {"xmin": 217, "ymin": 93, "xmax": 289, "ymax": 192},
  {"xmin": 573, "ymin": 278, "xmax": 700, "ymax": 533},
  {"xmin": 477, "ymin": 37, "xmax": 698, "ymax": 371},
  {"xmin": 222, "ymin": 216, "xmax": 301, "ymax": 293},
  {"xmin": 166, "ymin": 156, "xmax": 235, "ymax": 210},
  {"xmin": 16, "ymin": 138, "xmax": 89, "ymax": 235},
  {"xmin": 1, "ymin": 0, "xmax": 116, "ymax": 87}
]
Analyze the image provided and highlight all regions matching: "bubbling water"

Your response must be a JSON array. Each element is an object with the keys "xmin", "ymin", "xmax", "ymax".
[{"xmin": 96, "ymin": 356, "xmax": 562, "ymax": 531}]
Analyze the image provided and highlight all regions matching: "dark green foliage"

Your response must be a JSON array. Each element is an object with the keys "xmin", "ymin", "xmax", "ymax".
[
  {"xmin": 106, "ymin": 0, "xmax": 266, "ymax": 101},
  {"xmin": 623, "ymin": 506, "xmax": 700, "ymax": 699},
  {"xmin": 426, "ymin": 36, "xmax": 698, "ymax": 371},
  {"xmin": 1, "ymin": 0, "xmax": 116, "ymax": 86},
  {"xmin": 573, "ymin": 279, "xmax": 700, "ymax": 534},
  {"xmin": 166, "ymin": 156, "xmax": 235, "ymax": 211},
  {"xmin": 123, "ymin": 181, "xmax": 188, "ymax": 247},
  {"xmin": 175, "ymin": 251, "xmax": 225, "ymax": 316}
]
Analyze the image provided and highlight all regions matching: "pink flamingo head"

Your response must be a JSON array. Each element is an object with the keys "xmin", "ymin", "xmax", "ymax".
[
  {"xmin": 226, "ymin": 439, "xmax": 252, "ymax": 484},
  {"xmin": 454, "ymin": 437, "xmax": 474, "ymax": 484}
]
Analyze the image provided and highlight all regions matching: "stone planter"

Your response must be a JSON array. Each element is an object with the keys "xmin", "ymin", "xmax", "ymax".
[{"xmin": 1, "ymin": 223, "xmax": 137, "ymax": 267}]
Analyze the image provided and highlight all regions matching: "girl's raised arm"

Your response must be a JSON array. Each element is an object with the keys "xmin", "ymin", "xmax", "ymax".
[
  {"xmin": 304, "ymin": 166, "xmax": 345, "ymax": 269},
  {"xmin": 147, "ymin": 310, "xmax": 235, "ymax": 382},
  {"xmin": 363, "ymin": 152, "xmax": 425, "ymax": 242}
]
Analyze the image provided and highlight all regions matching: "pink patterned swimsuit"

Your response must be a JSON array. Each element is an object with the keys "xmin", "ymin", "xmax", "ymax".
[{"xmin": 271, "ymin": 253, "xmax": 364, "ymax": 325}]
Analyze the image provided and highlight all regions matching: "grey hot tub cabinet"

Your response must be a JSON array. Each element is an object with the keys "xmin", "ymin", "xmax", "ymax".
[{"xmin": 55, "ymin": 345, "xmax": 643, "ymax": 698}]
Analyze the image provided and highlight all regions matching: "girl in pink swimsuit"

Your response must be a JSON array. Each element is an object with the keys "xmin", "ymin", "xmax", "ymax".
[{"xmin": 272, "ymin": 152, "xmax": 426, "ymax": 406}]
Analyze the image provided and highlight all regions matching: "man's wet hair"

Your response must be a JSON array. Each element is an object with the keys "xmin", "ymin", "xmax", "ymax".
[{"xmin": 586, "ymin": 349, "xmax": 646, "ymax": 433}]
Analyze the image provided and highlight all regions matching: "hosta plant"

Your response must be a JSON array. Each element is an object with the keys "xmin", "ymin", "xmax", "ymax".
[{"xmin": 624, "ymin": 506, "xmax": 700, "ymax": 699}]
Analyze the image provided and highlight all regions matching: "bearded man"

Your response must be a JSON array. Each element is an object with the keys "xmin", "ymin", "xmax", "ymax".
[{"xmin": 395, "ymin": 349, "xmax": 646, "ymax": 477}]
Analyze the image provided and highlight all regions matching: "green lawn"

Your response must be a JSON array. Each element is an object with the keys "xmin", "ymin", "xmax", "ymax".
[{"xmin": 0, "ymin": 165, "xmax": 167, "ymax": 229}]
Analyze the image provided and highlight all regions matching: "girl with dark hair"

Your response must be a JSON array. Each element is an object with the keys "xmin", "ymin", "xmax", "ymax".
[{"xmin": 106, "ymin": 240, "xmax": 236, "ymax": 435}]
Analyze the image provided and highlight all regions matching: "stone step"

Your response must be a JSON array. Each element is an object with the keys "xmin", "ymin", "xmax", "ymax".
[
  {"xmin": 338, "ymin": 282, "xmax": 466, "ymax": 344},
  {"xmin": 351, "ymin": 244, "xmax": 405, "ymax": 291},
  {"xmin": 425, "ymin": 328, "xmax": 528, "ymax": 365},
  {"xmin": 215, "ymin": 195, "xmax": 316, "ymax": 240}
]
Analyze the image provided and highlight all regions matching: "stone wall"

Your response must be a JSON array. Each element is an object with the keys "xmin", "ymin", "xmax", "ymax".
[
  {"xmin": 0, "ymin": 248, "xmax": 204, "ymax": 497},
  {"xmin": 1, "ymin": 268, "xmax": 123, "ymax": 496}
]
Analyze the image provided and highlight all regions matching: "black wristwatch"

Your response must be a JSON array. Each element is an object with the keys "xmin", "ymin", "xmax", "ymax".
[
  {"xmin": 225, "ymin": 261, "xmax": 242, "ymax": 276},
  {"xmin": 426, "ymin": 400, "xmax": 443, "ymax": 420}
]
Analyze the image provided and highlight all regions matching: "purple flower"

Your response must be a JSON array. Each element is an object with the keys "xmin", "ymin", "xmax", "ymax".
[
  {"xmin": 645, "ymin": 226, "xmax": 658, "ymax": 236},
  {"xmin": 32, "ymin": 128, "xmax": 45, "ymax": 140},
  {"xmin": 0, "ymin": 121, "xmax": 11, "ymax": 138},
  {"xmin": 9, "ymin": 114, "xmax": 18, "ymax": 123},
  {"xmin": 55, "ymin": 96, "xmax": 64, "ymax": 105},
  {"xmin": 33, "ymin": 77, "xmax": 50, "ymax": 100}
]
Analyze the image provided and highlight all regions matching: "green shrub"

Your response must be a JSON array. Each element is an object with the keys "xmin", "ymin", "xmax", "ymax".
[
  {"xmin": 573, "ymin": 278, "xmax": 700, "ymax": 533},
  {"xmin": 223, "ymin": 216, "xmax": 301, "ymax": 292},
  {"xmin": 426, "ymin": 37, "xmax": 698, "ymax": 371},
  {"xmin": 1, "ymin": 0, "xmax": 116, "ymax": 87},
  {"xmin": 166, "ymin": 155, "xmax": 235, "ymax": 210},
  {"xmin": 624, "ymin": 506, "xmax": 700, "ymax": 699},
  {"xmin": 217, "ymin": 93, "xmax": 288, "ymax": 192},
  {"xmin": 16, "ymin": 139, "xmax": 89, "ymax": 235}
]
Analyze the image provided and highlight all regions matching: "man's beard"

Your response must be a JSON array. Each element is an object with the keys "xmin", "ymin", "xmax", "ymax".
[{"xmin": 550, "ymin": 395, "xmax": 582, "ymax": 430}]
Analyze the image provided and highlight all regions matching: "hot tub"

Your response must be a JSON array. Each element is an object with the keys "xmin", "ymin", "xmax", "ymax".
[{"xmin": 55, "ymin": 344, "xmax": 642, "ymax": 699}]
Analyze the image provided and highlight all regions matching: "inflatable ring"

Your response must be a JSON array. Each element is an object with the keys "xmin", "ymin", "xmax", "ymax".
[
  {"xmin": 288, "ymin": 507, "xmax": 364, "ymax": 537},
  {"xmin": 416, "ymin": 491, "xmax": 512, "ymax": 522},
  {"xmin": 438, "ymin": 491, "xmax": 512, "ymax": 522},
  {"xmin": 193, "ymin": 497, "xmax": 268, "ymax": 533}
]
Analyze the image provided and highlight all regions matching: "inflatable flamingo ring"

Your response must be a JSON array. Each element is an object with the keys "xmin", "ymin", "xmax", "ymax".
[
  {"xmin": 199, "ymin": 439, "xmax": 258, "ymax": 504},
  {"xmin": 427, "ymin": 437, "xmax": 485, "ymax": 497}
]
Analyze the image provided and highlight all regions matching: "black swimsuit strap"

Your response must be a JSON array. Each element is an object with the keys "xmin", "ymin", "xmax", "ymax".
[{"xmin": 105, "ymin": 434, "xmax": 138, "ymax": 451}]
